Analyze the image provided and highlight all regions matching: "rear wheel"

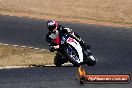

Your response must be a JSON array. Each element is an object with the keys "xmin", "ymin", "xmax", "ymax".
[{"xmin": 54, "ymin": 52, "xmax": 68, "ymax": 67}]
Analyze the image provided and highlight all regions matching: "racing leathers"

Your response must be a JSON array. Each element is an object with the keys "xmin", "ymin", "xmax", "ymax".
[{"xmin": 46, "ymin": 25, "xmax": 85, "ymax": 52}]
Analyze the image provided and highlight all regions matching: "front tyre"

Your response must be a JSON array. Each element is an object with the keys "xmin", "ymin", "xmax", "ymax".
[{"xmin": 64, "ymin": 45, "xmax": 81, "ymax": 67}]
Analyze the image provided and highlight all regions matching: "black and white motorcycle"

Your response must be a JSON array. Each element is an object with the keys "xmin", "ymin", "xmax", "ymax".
[{"xmin": 51, "ymin": 33, "xmax": 96, "ymax": 67}]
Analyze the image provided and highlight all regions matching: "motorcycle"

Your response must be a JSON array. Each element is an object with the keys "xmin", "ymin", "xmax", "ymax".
[{"xmin": 51, "ymin": 33, "xmax": 96, "ymax": 67}]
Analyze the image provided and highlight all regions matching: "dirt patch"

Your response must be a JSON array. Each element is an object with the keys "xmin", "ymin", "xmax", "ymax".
[
  {"xmin": 0, "ymin": 45, "xmax": 55, "ymax": 66},
  {"xmin": 0, "ymin": 0, "xmax": 132, "ymax": 28}
]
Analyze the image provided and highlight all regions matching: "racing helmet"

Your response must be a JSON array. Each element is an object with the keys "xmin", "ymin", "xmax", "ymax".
[{"xmin": 47, "ymin": 20, "xmax": 58, "ymax": 32}]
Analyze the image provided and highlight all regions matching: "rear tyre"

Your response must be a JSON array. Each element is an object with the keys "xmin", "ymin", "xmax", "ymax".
[{"xmin": 54, "ymin": 52, "xmax": 67, "ymax": 67}]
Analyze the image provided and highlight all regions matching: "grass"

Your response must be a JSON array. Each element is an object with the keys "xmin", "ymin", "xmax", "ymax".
[
  {"xmin": 0, "ymin": 45, "xmax": 55, "ymax": 66},
  {"xmin": 0, "ymin": 0, "xmax": 132, "ymax": 27}
]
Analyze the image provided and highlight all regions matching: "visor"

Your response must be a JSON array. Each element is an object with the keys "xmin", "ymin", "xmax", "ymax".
[{"xmin": 48, "ymin": 24, "xmax": 56, "ymax": 32}]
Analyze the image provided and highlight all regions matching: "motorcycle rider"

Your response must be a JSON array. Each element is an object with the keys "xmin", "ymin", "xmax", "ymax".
[
  {"xmin": 46, "ymin": 20, "xmax": 93, "ymax": 66},
  {"xmin": 46, "ymin": 20, "xmax": 87, "ymax": 51}
]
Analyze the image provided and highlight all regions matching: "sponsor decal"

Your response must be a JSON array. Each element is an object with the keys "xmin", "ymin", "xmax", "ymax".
[
  {"xmin": 77, "ymin": 66, "xmax": 130, "ymax": 84},
  {"xmin": 67, "ymin": 37, "xmax": 74, "ymax": 43}
]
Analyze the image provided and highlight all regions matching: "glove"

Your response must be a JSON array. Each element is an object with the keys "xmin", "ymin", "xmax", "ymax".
[
  {"xmin": 49, "ymin": 46, "xmax": 55, "ymax": 52},
  {"xmin": 64, "ymin": 28, "xmax": 72, "ymax": 33}
]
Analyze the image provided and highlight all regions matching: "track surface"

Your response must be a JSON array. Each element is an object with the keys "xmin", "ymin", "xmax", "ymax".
[{"xmin": 0, "ymin": 15, "xmax": 132, "ymax": 88}]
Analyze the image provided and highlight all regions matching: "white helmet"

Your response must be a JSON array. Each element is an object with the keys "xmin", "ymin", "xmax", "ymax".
[{"xmin": 47, "ymin": 20, "xmax": 58, "ymax": 32}]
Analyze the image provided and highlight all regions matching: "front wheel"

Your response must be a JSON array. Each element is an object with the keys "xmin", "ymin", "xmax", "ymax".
[{"xmin": 64, "ymin": 45, "xmax": 82, "ymax": 67}]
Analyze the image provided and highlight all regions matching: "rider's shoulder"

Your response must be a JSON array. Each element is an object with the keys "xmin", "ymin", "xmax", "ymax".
[
  {"xmin": 58, "ymin": 25, "xmax": 64, "ymax": 30},
  {"xmin": 58, "ymin": 25, "xmax": 70, "ymax": 30},
  {"xmin": 46, "ymin": 32, "xmax": 51, "ymax": 36}
]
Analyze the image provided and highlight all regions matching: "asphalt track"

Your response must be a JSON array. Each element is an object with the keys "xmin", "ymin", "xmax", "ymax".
[{"xmin": 0, "ymin": 15, "xmax": 132, "ymax": 88}]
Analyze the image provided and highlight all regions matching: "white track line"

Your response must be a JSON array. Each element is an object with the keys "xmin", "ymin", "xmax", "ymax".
[
  {"xmin": 34, "ymin": 48, "xmax": 40, "ymax": 50},
  {"xmin": 3, "ymin": 44, "xmax": 9, "ymax": 46},
  {"xmin": 12, "ymin": 45, "xmax": 19, "ymax": 47},
  {"xmin": 0, "ymin": 42, "xmax": 47, "ymax": 51},
  {"xmin": 0, "ymin": 63, "xmax": 73, "ymax": 69},
  {"xmin": 0, "ymin": 66, "xmax": 29, "ymax": 69},
  {"xmin": 45, "ymin": 63, "xmax": 73, "ymax": 67},
  {"xmin": 28, "ymin": 47, "xmax": 34, "ymax": 49},
  {"xmin": 20, "ymin": 46, "xmax": 27, "ymax": 48},
  {"xmin": 44, "ymin": 64, "xmax": 56, "ymax": 66}
]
